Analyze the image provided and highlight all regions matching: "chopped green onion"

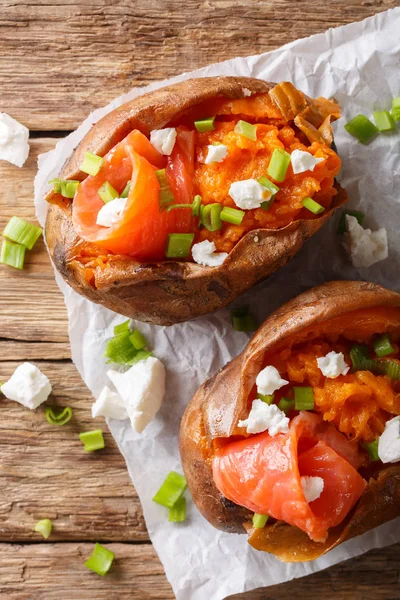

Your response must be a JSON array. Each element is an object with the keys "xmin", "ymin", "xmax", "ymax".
[
  {"xmin": 98, "ymin": 181, "xmax": 119, "ymax": 204},
  {"xmin": 344, "ymin": 114, "xmax": 378, "ymax": 144},
  {"xmin": 258, "ymin": 176, "xmax": 279, "ymax": 211},
  {"xmin": 202, "ymin": 203, "xmax": 222, "ymax": 231},
  {"xmin": 363, "ymin": 439, "xmax": 379, "ymax": 461},
  {"xmin": 267, "ymin": 148, "xmax": 291, "ymax": 182},
  {"xmin": 79, "ymin": 151, "xmax": 104, "ymax": 176},
  {"xmin": 104, "ymin": 331, "xmax": 137, "ymax": 365},
  {"xmin": 392, "ymin": 97, "xmax": 400, "ymax": 122},
  {"xmin": 49, "ymin": 178, "xmax": 62, "ymax": 193},
  {"xmin": 220, "ymin": 206, "xmax": 245, "ymax": 225},
  {"xmin": 373, "ymin": 110, "xmax": 395, "ymax": 132},
  {"xmin": 166, "ymin": 233, "xmax": 194, "ymax": 258},
  {"xmin": 337, "ymin": 210, "xmax": 365, "ymax": 234},
  {"xmin": 61, "ymin": 180, "xmax": 80, "ymax": 198},
  {"xmin": 155, "ymin": 169, "xmax": 175, "ymax": 208},
  {"xmin": 257, "ymin": 393, "xmax": 274, "ymax": 405},
  {"xmin": 45, "ymin": 406, "xmax": 73, "ymax": 427},
  {"xmin": 349, "ymin": 344, "xmax": 400, "ymax": 380},
  {"xmin": 85, "ymin": 543, "xmax": 115, "ymax": 576},
  {"xmin": 120, "ymin": 181, "xmax": 131, "ymax": 198},
  {"xmin": 168, "ymin": 496, "xmax": 187, "ymax": 522},
  {"xmin": 294, "ymin": 387, "xmax": 314, "ymax": 410},
  {"xmin": 383, "ymin": 360, "xmax": 400, "ymax": 380},
  {"xmin": 165, "ymin": 203, "xmax": 193, "ymax": 212},
  {"xmin": 194, "ymin": 117, "xmax": 215, "ymax": 133},
  {"xmin": 278, "ymin": 397, "xmax": 295, "ymax": 415},
  {"xmin": 129, "ymin": 329, "xmax": 147, "ymax": 350},
  {"xmin": 373, "ymin": 333, "xmax": 395, "ymax": 358},
  {"xmin": 34, "ymin": 519, "xmax": 52, "ymax": 539},
  {"xmin": 79, "ymin": 429, "xmax": 105, "ymax": 453},
  {"xmin": 126, "ymin": 349, "xmax": 153, "ymax": 365},
  {"xmin": 153, "ymin": 471, "xmax": 187, "ymax": 508},
  {"xmin": 252, "ymin": 513, "xmax": 269, "ymax": 528},
  {"xmin": 192, "ymin": 194, "xmax": 202, "ymax": 217},
  {"xmin": 234, "ymin": 120, "xmax": 257, "ymax": 141},
  {"xmin": 301, "ymin": 197, "xmax": 325, "ymax": 215},
  {"xmin": 232, "ymin": 314, "xmax": 257, "ymax": 332},
  {"xmin": 0, "ymin": 240, "xmax": 25, "ymax": 270},
  {"xmin": 113, "ymin": 319, "xmax": 130, "ymax": 336},
  {"xmin": 3, "ymin": 217, "xmax": 42, "ymax": 250}
]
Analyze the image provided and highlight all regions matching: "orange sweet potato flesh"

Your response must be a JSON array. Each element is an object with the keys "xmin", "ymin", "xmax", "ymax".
[
  {"xmin": 45, "ymin": 77, "xmax": 347, "ymax": 326},
  {"xmin": 179, "ymin": 281, "xmax": 400, "ymax": 561}
]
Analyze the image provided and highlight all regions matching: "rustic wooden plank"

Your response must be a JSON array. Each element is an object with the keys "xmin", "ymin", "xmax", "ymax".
[
  {"xmin": 0, "ymin": 340, "xmax": 71, "ymax": 361},
  {"xmin": 0, "ymin": 542, "xmax": 399, "ymax": 599},
  {"xmin": 0, "ymin": 0, "xmax": 397, "ymax": 131},
  {"xmin": 0, "ymin": 361, "xmax": 147, "ymax": 542},
  {"xmin": 0, "ymin": 138, "xmax": 69, "ymax": 343}
]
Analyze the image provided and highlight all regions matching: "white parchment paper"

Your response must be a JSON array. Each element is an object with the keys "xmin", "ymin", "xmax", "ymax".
[{"xmin": 34, "ymin": 8, "xmax": 400, "ymax": 599}]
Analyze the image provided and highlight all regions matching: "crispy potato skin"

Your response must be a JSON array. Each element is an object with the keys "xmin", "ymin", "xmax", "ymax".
[
  {"xmin": 179, "ymin": 281, "xmax": 400, "ymax": 560},
  {"xmin": 45, "ymin": 77, "xmax": 347, "ymax": 325}
]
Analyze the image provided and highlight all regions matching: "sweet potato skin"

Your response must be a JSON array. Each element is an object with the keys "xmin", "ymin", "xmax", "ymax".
[
  {"xmin": 45, "ymin": 76, "xmax": 346, "ymax": 325},
  {"xmin": 179, "ymin": 281, "xmax": 400, "ymax": 560}
]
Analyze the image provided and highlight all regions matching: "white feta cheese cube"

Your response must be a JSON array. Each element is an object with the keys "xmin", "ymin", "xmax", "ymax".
[
  {"xmin": 107, "ymin": 357, "xmax": 166, "ymax": 433},
  {"xmin": 1, "ymin": 362, "xmax": 51, "ymax": 409},
  {"xmin": 238, "ymin": 399, "xmax": 289, "ymax": 435},
  {"xmin": 344, "ymin": 215, "xmax": 388, "ymax": 268},
  {"xmin": 317, "ymin": 351, "xmax": 350, "ymax": 378},
  {"xmin": 301, "ymin": 476, "xmax": 324, "ymax": 503},
  {"xmin": 96, "ymin": 197, "xmax": 127, "ymax": 228},
  {"xmin": 242, "ymin": 88, "xmax": 252, "ymax": 97},
  {"xmin": 290, "ymin": 149, "xmax": 324, "ymax": 174},
  {"xmin": 0, "ymin": 113, "xmax": 30, "ymax": 167},
  {"xmin": 229, "ymin": 179, "xmax": 271, "ymax": 210},
  {"xmin": 191, "ymin": 240, "xmax": 228, "ymax": 267},
  {"xmin": 204, "ymin": 144, "xmax": 228, "ymax": 164},
  {"xmin": 150, "ymin": 128, "xmax": 177, "ymax": 156},
  {"xmin": 378, "ymin": 416, "xmax": 400, "ymax": 463},
  {"xmin": 91, "ymin": 385, "xmax": 128, "ymax": 420},
  {"xmin": 256, "ymin": 365, "xmax": 289, "ymax": 396}
]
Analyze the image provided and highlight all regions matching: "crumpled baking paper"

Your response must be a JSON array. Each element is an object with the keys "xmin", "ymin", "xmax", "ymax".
[{"xmin": 34, "ymin": 8, "xmax": 400, "ymax": 599}]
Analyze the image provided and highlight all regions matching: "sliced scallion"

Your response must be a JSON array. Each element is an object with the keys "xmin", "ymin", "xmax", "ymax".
[
  {"xmin": 168, "ymin": 496, "xmax": 187, "ymax": 522},
  {"xmin": 234, "ymin": 120, "xmax": 257, "ymax": 141},
  {"xmin": 3, "ymin": 217, "xmax": 42, "ymax": 250},
  {"xmin": 126, "ymin": 349, "xmax": 153, "ymax": 365},
  {"xmin": 166, "ymin": 233, "xmax": 194, "ymax": 258},
  {"xmin": 34, "ymin": 519, "xmax": 52, "ymax": 539},
  {"xmin": 363, "ymin": 439, "xmax": 379, "ymax": 461},
  {"xmin": 349, "ymin": 345, "xmax": 400, "ymax": 380},
  {"xmin": 278, "ymin": 397, "xmax": 295, "ymax": 415},
  {"xmin": 202, "ymin": 203, "xmax": 222, "ymax": 231},
  {"xmin": 153, "ymin": 471, "xmax": 187, "ymax": 509},
  {"xmin": 61, "ymin": 180, "xmax": 80, "ymax": 198},
  {"xmin": 104, "ymin": 331, "xmax": 137, "ymax": 365},
  {"xmin": 120, "ymin": 181, "xmax": 131, "ymax": 198},
  {"xmin": 192, "ymin": 195, "xmax": 202, "ymax": 217},
  {"xmin": 267, "ymin": 148, "xmax": 291, "ymax": 182},
  {"xmin": 113, "ymin": 319, "xmax": 130, "ymax": 336},
  {"xmin": 344, "ymin": 114, "xmax": 378, "ymax": 144},
  {"xmin": 301, "ymin": 197, "xmax": 325, "ymax": 215},
  {"xmin": 294, "ymin": 387, "xmax": 314, "ymax": 410},
  {"xmin": 337, "ymin": 209, "xmax": 365, "ymax": 235},
  {"xmin": 79, "ymin": 151, "xmax": 104, "ymax": 176},
  {"xmin": 0, "ymin": 240, "xmax": 25, "ymax": 270},
  {"xmin": 258, "ymin": 176, "xmax": 280, "ymax": 196},
  {"xmin": 257, "ymin": 393, "xmax": 274, "ymax": 405},
  {"xmin": 231, "ymin": 313, "xmax": 257, "ymax": 332},
  {"xmin": 194, "ymin": 117, "xmax": 215, "ymax": 133},
  {"xmin": 220, "ymin": 206, "xmax": 245, "ymax": 225},
  {"xmin": 392, "ymin": 97, "xmax": 400, "ymax": 122},
  {"xmin": 98, "ymin": 181, "xmax": 119, "ymax": 204},
  {"xmin": 79, "ymin": 429, "xmax": 105, "ymax": 453},
  {"xmin": 129, "ymin": 329, "xmax": 147, "ymax": 350},
  {"xmin": 85, "ymin": 543, "xmax": 115, "ymax": 576},
  {"xmin": 45, "ymin": 406, "xmax": 73, "ymax": 426},
  {"xmin": 373, "ymin": 110, "xmax": 395, "ymax": 132},
  {"xmin": 252, "ymin": 513, "xmax": 269, "ymax": 528},
  {"xmin": 373, "ymin": 333, "xmax": 395, "ymax": 358},
  {"xmin": 155, "ymin": 168, "xmax": 175, "ymax": 208}
]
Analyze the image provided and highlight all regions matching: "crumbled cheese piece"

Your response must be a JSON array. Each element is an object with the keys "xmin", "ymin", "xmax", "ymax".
[
  {"xmin": 317, "ymin": 351, "xmax": 350, "ymax": 378},
  {"xmin": 256, "ymin": 365, "xmax": 289, "ymax": 396},
  {"xmin": 204, "ymin": 144, "xmax": 228, "ymax": 164},
  {"xmin": 344, "ymin": 215, "xmax": 388, "ymax": 268},
  {"xmin": 290, "ymin": 149, "xmax": 324, "ymax": 174},
  {"xmin": 107, "ymin": 357, "xmax": 166, "ymax": 433},
  {"xmin": 378, "ymin": 416, "xmax": 400, "ymax": 463},
  {"xmin": 254, "ymin": 235, "xmax": 259, "ymax": 243},
  {"xmin": 91, "ymin": 385, "xmax": 128, "ymax": 420},
  {"xmin": 150, "ymin": 128, "xmax": 177, "ymax": 156},
  {"xmin": 301, "ymin": 476, "xmax": 324, "ymax": 503},
  {"xmin": 0, "ymin": 113, "xmax": 30, "ymax": 167},
  {"xmin": 229, "ymin": 179, "xmax": 271, "ymax": 210},
  {"xmin": 192, "ymin": 240, "xmax": 228, "ymax": 267},
  {"xmin": 242, "ymin": 88, "xmax": 252, "ymax": 97},
  {"xmin": 1, "ymin": 362, "xmax": 51, "ymax": 409},
  {"xmin": 238, "ymin": 399, "xmax": 289, "ymax": 435},
  {"xmin": 96, "ymin": 197, "xmax": 127, "ymax": 228}
]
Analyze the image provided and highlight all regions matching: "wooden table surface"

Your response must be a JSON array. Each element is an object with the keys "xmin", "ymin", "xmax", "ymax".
[{"xmin": 1, "ymin": 1, "xmax": 400, "ymax": 598}]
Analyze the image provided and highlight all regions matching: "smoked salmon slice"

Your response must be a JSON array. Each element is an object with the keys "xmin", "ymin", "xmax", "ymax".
[{"xmin": 212, "ymin": 412, "xmax": 366, "ymax": 542}]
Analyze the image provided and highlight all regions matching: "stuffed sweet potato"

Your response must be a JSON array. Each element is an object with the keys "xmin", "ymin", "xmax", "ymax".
[
  {"xmin": 45, "ymin": 77, "xmax": 347, "ymax": 325},
  {"xmin": 180, "ymin": 281, "xmax": 400, "ymax": 561}
]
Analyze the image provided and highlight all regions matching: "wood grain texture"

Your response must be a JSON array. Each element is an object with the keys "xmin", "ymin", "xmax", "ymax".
[{"xmin": 0, "ymin": 0, "xmax": 398, "ymax": 130}]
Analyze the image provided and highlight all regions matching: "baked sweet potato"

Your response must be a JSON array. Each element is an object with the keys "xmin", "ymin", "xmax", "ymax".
[
  {"xmin": 45, "ymin": 77, "xmax": 347, "ymax": 325},
  {"xmin": 179, "ymin": 281, "xmax": 400, "ymax": 561}
]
